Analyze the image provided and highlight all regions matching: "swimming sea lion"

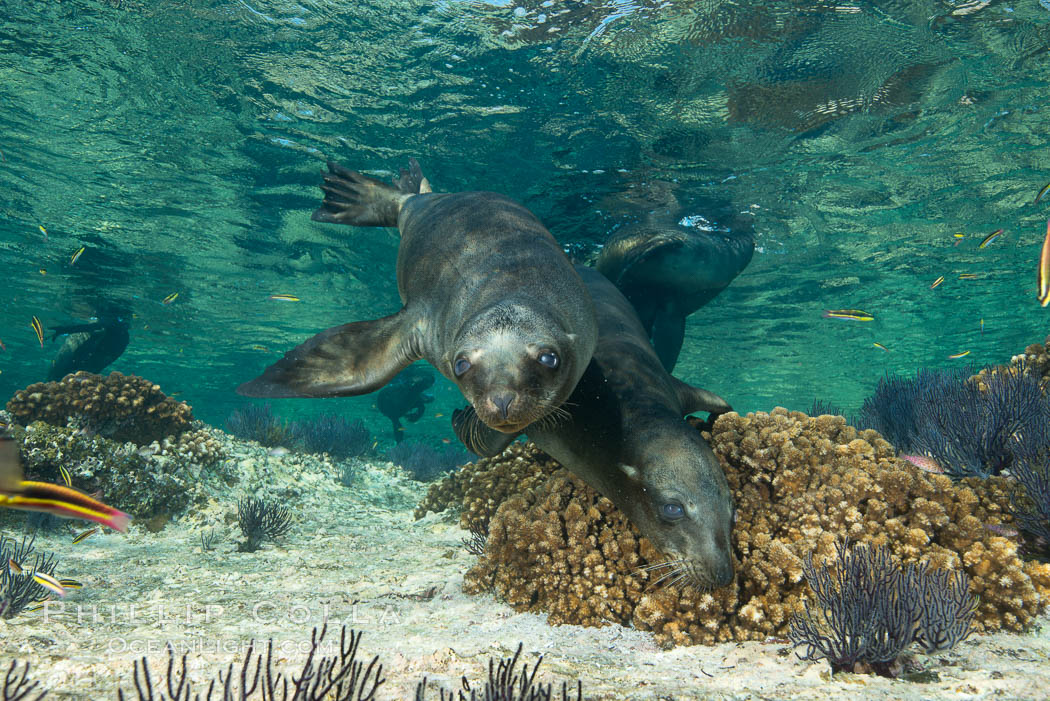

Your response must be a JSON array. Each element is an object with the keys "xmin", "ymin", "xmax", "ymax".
[
  {"xmin": 48, "ymin": 314, "xmax": 130, "ymax": 381},
  {"xmin": 596, "ymin": 183, "xmax": 754, "ymax": 371},
  {"xmin": 376, "ymin": 364, "xmax": 435, "ymax": 443},
  {"xmin": 238, "ymin": 160, "xmax": 598, "ymax": 435},
  {"xmin": 454, "ymin": 265, "xmax": 735, "ymax": 589}
]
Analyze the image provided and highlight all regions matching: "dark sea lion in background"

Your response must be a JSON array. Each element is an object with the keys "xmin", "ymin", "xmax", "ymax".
[
  {"xmin": 596, "ymin": 182, "xmax": 754, "ymax": 371},
  {"xmin": 376, "ymin": 364, "xmax": 435, "ymax": 443},
  {"xmin": 47, "ymin": 313, "xmax": 130, "ymax": 381},
  {"xmin": 454, "ymin": 265, "xmax": 735, "ymax": 589},
  {"xmin": 238, "ymin": 159, "xmax": 598, "ymax": 435}
]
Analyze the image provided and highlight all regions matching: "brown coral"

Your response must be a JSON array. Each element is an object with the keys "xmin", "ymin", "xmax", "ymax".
[
  {"xmin": 6, "ymin": 371, "xmax": 193, "ymax": 445},
  {"xmin": 445, "ymin": 408, "xmax": 1050, "ymax": 647}
]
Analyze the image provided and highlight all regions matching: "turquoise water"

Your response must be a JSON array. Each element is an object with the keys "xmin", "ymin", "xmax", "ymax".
[{"xmin": 1, "ymin": 0, "xmax": 1049, "ymax": 445}]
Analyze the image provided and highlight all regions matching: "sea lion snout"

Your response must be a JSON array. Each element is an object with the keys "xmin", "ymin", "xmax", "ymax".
[{"xmin": 487, "ymin": 392, "xmax": 516, "ymax": 420}]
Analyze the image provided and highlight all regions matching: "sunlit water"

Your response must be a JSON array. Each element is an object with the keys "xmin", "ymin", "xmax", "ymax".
[{"xmin": 1, "ymin": 0, "xmax": 1049, "ymax": 448}]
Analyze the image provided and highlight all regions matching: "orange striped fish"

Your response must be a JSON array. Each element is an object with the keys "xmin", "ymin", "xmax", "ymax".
[
  {"xmin": 978, "ymin": 228, "xmax": 1004, "ymax": 249},
  {"xmin": 947, "ymin": 350, "xmax": 971, "ymax": 360},
  {"xmin": 0, "ymin": 433, "xmax": 130, "ymax": 532},
  {"xmin": 1039, "ymin": 220, "xmax": 1050, "ymax": 308},
  {"xmin": 930, "ymin": 275, "xmax": 944, "ymax": 289}
]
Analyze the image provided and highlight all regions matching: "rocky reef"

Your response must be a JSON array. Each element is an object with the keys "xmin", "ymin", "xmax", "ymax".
[{"xmin": 420, "ymin": 409, "xmax": 1050, "ymax": 647}]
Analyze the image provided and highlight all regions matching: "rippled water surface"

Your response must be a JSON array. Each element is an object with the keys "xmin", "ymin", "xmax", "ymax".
[{"xmin": 2, "ymin": 0, "xmax": 1049, "ymax": 437}]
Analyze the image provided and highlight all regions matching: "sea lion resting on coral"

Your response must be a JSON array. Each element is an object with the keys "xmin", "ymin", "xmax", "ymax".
[
  {"xmin": 454, "ymin": 266, "xmax": 735, "ymax": 588},
  {"xmin": 596, "ymin": 182, "xmax": 754, "ymax": 371},
  {"xmin": 239, "ymin": 160, "xmax": 598, "ymax": 435}
]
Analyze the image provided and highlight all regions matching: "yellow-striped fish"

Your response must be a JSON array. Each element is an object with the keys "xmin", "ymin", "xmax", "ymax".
[
  {"xmin": 57, "ymin": 578, "xmax": 83, "ymax": 589},
  {"xmin": 958, "ymin": 273, "xmax": 977, "ymax": 280},
  {"xmin": 873, "ymin": 342, "xmax": 889, "ymax": 352},
  {"xmin": 980, "ymin": 318, "xmax": 984, "ymax": 335},
  {"xmin": 70, "ymin": 246, "xmax": 85, "ymax": 265},
  {"xmin": 930, "ymin": 275, "xmax": 944, "ymax": 289},
  {"xmin": 1036, "ymin": 182, "xmax": 1050, "ymax": 205},
  {"xmin": 162, "ymin": 292, "xmax": 179, "ymax": 305},
  {"xmin": 953, "ymin": 232, "xmax": 965, "ymax": 247},
  {"xmin": 1039, "ymin": 220, "xmax": 1050, "ymax": 308},
  {"xmin": 32, "ymin": 571, "xmax": 66, "ymax": 597},
  {"xmin": 822, "ymin": 309, "xmax": 875, "ymax": 322},
  {"xmin": 72, "ymin": 526, "xmax": 99, "ymax": 544},
  {"xmin": 269, "ymin": 294, "xmax": 300, "ymax": 302},
  {"xmin": 58, "ymin": 464, "xmax": 72, "ymax": 487},
  {"xmin": 38, "ymin": 225, "xmax": 47, "ymax": 239},
  {"xmin": 30, "ymin": 316, "xmax": 43, "ymax": 348},
  {"xmin": 38, "ymin": 269, "xmax": 46, "ymax": 276},
  {"xmin": 978, "ymin": 229, "xmax": 1004, "ymax": 249},
  {"xmin": 9, "ymin": 558, "xmax": 23, "ymax": 575},
  {"xmin": 947, "ymin": 350, "xmax": 971, "ymax": 360}
]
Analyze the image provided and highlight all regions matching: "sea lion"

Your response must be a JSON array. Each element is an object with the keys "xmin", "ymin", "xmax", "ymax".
[
  {"xmin": 376, "ymin": 364, "xmax": 435, "ymax": 443},
  {"xmin": 238, "ymin": 159, "xmax": 598, "ymax": 435},
  {"xmin": 48, "ymin": 314, "xmax": 130, "ymax": 381},
  {"xmin": 454, "ymin": 265, "xmax": 735, "ymax": 589},
  {"xmin": 596, "ymin": 183, "xmax": 754, "ymax": 371}
]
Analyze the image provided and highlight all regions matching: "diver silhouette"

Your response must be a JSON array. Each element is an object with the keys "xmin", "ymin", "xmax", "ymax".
[
  {"xmin": 47, "ymin": 313, "xmax": 130, "ymax": 381},
  {"xmin": 376, "ymin": 365, "xmax": 435, "ymax": 443}
]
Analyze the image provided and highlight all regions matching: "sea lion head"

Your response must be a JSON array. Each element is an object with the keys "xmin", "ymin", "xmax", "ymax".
[
  {"xmin": 447, "ymin": 304, "xmax": 582, "ymax": 434},
  {"xmin": 618, "ymin": 428, "xmax": 734, "ymax": 589}
]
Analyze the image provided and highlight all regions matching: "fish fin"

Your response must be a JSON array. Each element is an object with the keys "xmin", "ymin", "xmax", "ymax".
[
  {"xmin": 0, "ymin": 432, "xmax": 24, "ymax": 492},
  {"xmin": 237, "ymin": 311, "xmax": 422, "ymax": 398},
  {"xmin": 671, "ymin": 377, "xmax": 732, "ymax": 421},
  {"xmin": 311, "ymin": 159, "xmax": 423, "ymax": 227},
  {"xmin": 650, "ymin": 304, "xmax": 686, "ymax": 372},
  {"xmin": 452, "ymin": 407, "xmax": 518, "ymax": 458}
]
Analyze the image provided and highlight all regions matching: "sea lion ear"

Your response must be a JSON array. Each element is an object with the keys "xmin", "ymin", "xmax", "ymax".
[
  {"xmin": 452, "ymin": 407, "xmax": 518, "ymax": 457},
  {"xmin": 669, "ymin": 377, "xmax": 732, "ymax": 418},
  {"xmin": 237, "ymin": 311, "xmax": 422, "ymax": 398},
  {"xmin": 619, "ymin": 463, "xmax": 641, "ymax": 481},
  {"xmin": 419, "ymin": 177, "xmax": 432, "ymax": 194}
]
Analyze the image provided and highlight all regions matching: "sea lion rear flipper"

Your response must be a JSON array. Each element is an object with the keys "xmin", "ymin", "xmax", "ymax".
[
  {"xmin": 311, "ymin": 158, "xmax": 426, "ymax": 227},
  {"xmin": 452, "ymin": 407, "xmax": 518, "ymax": 458},
  {"xmin": 650, "ymin": 304, "xmax": 686, "ymax": 372},
  {"xmin": 671, "ymin": 376, "xmax": 732, "ymax": 420},
  {"xmin": 237, "ymin": 312, "xmax": 422, "ymax": 398}
]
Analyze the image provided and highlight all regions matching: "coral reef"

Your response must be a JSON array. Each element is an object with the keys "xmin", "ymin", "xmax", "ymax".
[
  {"xmin": 0, "ymin": 534, "xmax": 59, "ymax": 619},
  {"xmin": 225, "ymin": 403, "xmax": 293, "ymax": 448},
  {"xmin": 855, "ymin": 365, "xmax": 1050, "ymax": 478},
  {"xmin": 788, "ymin": 540, "xmax": 977, "ymax": 676},
  {"xmin": 433, "ymin": 409, "xmax": 1050, "ymax": 646},
  {"xmin": 119, "ymin": 624, "xmax": 384, "ymax": 701},
  {"xmin": 290, "ymin": 413, "xmax": 371, "ymax": 460},
  {"xmin": 387, "ymin": 440, "xmax": 470, "ymax": 482},
  {"xmin": 1001, "ymin": 334, "xmax": 1050, "ymax": 382},
  {"xmin": 415, "ymin": 642, "xmax": 583, "ymax": 701},
  {"xmin": 1009, "ymin": 453, "xmax": 1050, "ymax": 557},
  {"xmin": 414, "ymin": 442, "xmax": 559, "ymax": 528},
  {"xmin": 6, "ymin": 371, "xmax": 193, "ymax": 445},
  {"xmin": 236, "ymin": 496, "xmax": 292, "ymax": 552},
  {"xmin": 138, "ymin": 427, "xmax": 226, "ymax": 468}
]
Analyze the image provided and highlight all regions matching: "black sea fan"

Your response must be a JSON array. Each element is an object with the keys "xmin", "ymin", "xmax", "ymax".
[
  {"xmin": 789, "ymin": 540, "xmax": 976, "ymax": 676},
  {"xmin": 225, "ymin": 403, "xmax": 293, "ymax": 448},
  {"xmin": 1, "ymin": 659, "xmax": 47, "ymax": 701},
  {"xmin": 1008, "ymin": 452, "xmax": 1050, "ymax": 557},
  {"xmin": 290, "ymin": 413, "xmax": 371, "ymax": 460},
  {"xmin": 387, "ymin": 440, "xmax": 470, "ymax": 482},
  {"xmin": 0, "ymin": 534, "xmax": 60, "ymax": 619},
  {"xmin": 236, "ymin": 497, "xmax": 292, "ymax": 553},
  {"xmin": 415, "ymin": 642, "xmax": 582, "ymax": 701}
]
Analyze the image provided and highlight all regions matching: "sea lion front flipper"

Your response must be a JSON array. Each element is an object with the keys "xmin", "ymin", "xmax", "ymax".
[
  {"xmin": 237, "ymin": 312, "xmax": 422, "ymax": 398},
  {"xmin": 670, "ymin": 376, "xmax": 732, "ymax": 420},
  {"xmin": 452, "ymin": 407, "xmax": 519, "ymax": 458},
  {"xmin": 311, "ymin": 159, "xmax": 425, "ymax": 228},
  {"xmin": 650, "ymin": 302, "xmax": 686, "ymax": 372}
]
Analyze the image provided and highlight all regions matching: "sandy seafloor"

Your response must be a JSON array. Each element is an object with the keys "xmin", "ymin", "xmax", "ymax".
[{"xmin": 1, "ymin": 432, "xmax": 1049, "ymax": 701}]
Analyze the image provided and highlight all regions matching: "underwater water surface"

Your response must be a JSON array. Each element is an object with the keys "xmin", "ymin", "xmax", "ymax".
[{"xmin": 0, "ymin": 0, "xmax": 1048, "ymax": 440}]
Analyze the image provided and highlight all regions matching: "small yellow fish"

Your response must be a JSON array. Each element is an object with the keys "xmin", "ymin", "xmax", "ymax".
[
  {"xmin": 980, "ymin": 318, "xmax": 984, "ymax": 335},
  {"xmin": 162, "ymin": 292, "xmax": 179, "ymax": 305},
  {"xmin": 72, "ymin": 526, "xmax": 99, "ymax": 545},
  {"xmin": 24, "ymin": 603, "xmax": 45, "ymax": 612},
  {"xmin": 947, "ymin": 350, "xmax": 971, "ymax": 359},
  {"xmin": 38, "ymin": 269, "xmax": 46, "ymax": 276},
  {"xmin": 57, "ymin": 578, "xmax": 83, "ymax": 589},
  {"xmin": 9, "ymin": 558, "xmax": 23, "ymax": 575},
  {"xmin": 822, "ymin": 309, "xmax": 874, "ymax": 322},
  {"xmin": 953, "ymin": 232, "xmax": 965, "ymax": 247},
  {"xmin": 873, "ymin": 342, "xmax": 889, "ymax": 352},
  {"xmin": 58, "ymin": 464, "xmax": 71, "ymax": 487},
  {"xmin": 930, "ymin": 275, "xmax": 944, "ymax": 289},
  {"xmin": 31, "ymin": 571, "xmax": 66, "ymax": 598},
  {"xmin": 70, "ymin": 246, "xmax": 85, "ymax": 265},
  {"xmin": 434, "ymin": 412, "xmax": 445, "ymax": 418},
  {"xmin": 269, "ymin": 294, "xmax": 300, "ymax": 302},
  {"xmin": 1036, "ymin": 182, "xmax": 1050, "ymax": 205},
  {"xmin": 978, "ymin": 228, "xmax": 1004, "ymax": 249},
  {"xmin": 1038, "ymin": 220, "xmax": 1050, "ymax": 307},
  {"xmin": 30, "ymin": 316, "xmax": 43, "ymax": 348},
  {"xmin": 38, "ymin": 225, "xmax": 47, "ymax": 238},
  {"xmin": 958, "ymin": 273, "xmax": 977, "ymax": 280},
  {"xmin": 251, "ymin": 344, "xmax": 271, "ymax": 353}
]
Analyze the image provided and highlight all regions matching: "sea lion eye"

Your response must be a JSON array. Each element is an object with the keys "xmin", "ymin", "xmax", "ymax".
[
  {"xmin": 453, "ymin": 357, "xmax": 471, "ymax": 377},
  {"xmin": 537, "ymin": 350, "xmax": 559, "ymax": 369},
  {"xmin": 661, "ymin": 502, "xmax": 685, "ymax": 521}
]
